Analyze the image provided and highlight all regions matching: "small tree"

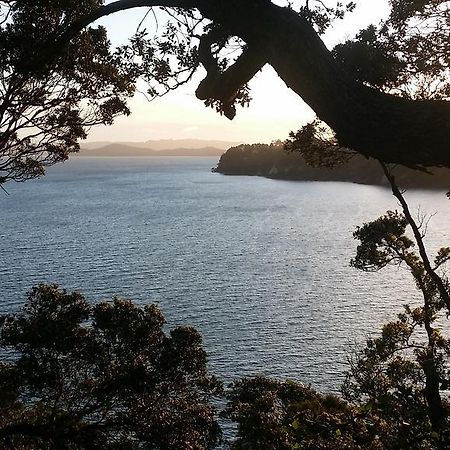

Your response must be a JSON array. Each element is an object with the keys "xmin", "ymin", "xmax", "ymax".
[
  {"xmin": 343, "ymin": 167, "xmax": 450, "ymax": 442},
  {"xmin": 0, "ymin": 284, "xmax": 221, "ymax": 449}
]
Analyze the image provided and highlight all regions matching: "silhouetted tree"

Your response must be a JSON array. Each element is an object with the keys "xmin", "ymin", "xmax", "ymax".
[
  {"xmin": 343, "ymin": 167, "xmax": 450, "ymax": 443},
  {"xmin": 0, "ymin": 284, "xmax": 221, "ymax": 449},
  {"xmin": 1, "ymin": 0, "xmax": 450, "ymax": 184},
  {"xmin": 0, "ymin": 1, "xmax": 139, "ymax": 183}
]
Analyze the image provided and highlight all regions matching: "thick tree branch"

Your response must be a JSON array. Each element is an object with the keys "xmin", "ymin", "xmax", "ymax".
[
  {"xmin": 195, "ymin": 28, "xmax": 267, "ymax": 119},
  {"xmin": 190, "ymin": 1, "xmax": 450, "ymax": 168},
  {"xmin": 59, "ymin": 1, "xmax": 450, "ymax": 167}
]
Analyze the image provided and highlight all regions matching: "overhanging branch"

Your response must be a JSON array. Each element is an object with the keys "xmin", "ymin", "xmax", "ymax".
[
  {"xmin": 70, "ymin": 0, "xmax": 192, "ymax": 32},
  {"xmin": 30, "ymin": 0, "xmax": 450, "ymax": 168},
  {"xmin": 195, "ymin": 28, "xmax": 267, "ymax": 119}
]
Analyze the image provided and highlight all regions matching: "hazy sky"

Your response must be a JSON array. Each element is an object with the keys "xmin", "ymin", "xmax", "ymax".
[{"xmin": 88, "ymin": 1, "xmax": 390, "ymax": 143}]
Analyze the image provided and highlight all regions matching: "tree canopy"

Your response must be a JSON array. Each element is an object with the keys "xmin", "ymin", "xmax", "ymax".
[
  {"xmin": 0, "ymin": 284, "xmax": 221, "ymax": 449},
  {"xmin": 5, "ymin": 282, "xmax": 450, "ymax": 449},
  {"xmin": 1, "ymin": 0, "xmax": 450, "ymax": 184}
]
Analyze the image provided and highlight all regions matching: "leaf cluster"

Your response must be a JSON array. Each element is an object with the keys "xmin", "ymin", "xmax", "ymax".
[
  {"xmin": 285, "ymin": 119, "xmax": 354, "ymax": 168},
  {"xmin": 224, "ymin": 375, "xmax": 417, "ymax": 449},
  {"xmin": 298, "ymin": 1, "xmax": 356, "ymax": 35},
  {"xmin": 0, "ymin": 284, "xmax": 221, "ymax": 449},
  {"xmin": 342, "ymin": 306, "xmax": 450, "ymax": 448},
  {"xmin": 0, "ymin": 1, "xmax": 134, "ymax": 183},
  {"xmin": 351, "ymin": 210, "xmax": 413, "ymax": 272},
  {"xmin": 116, "ymin": 10, "xmax": 204, "ymax": 99},
  {"xmin": 333, "ymin": 0, "xmax": 450, "ymax": 99},
  {"xmin": 333, "ymin": 25, "xmax": 405, "ymax": 90}
]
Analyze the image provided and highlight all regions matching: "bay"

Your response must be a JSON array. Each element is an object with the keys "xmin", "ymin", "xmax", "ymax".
[{"xmin": 1, "ymin": 156, "xmax": 449, "ymax": 392}]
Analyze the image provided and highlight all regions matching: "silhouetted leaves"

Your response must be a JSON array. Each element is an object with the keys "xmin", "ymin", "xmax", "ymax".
[
  {"xmin": 351, "ymin": 211, "xmax": 413, "ymax": 271},
  {"xmin": 0, "ymin": 1, "xmax": 134, "ymax": 183},
  {"xmin": 286, "ymin": 119, "xmax": 354, "ymax": 169},
  {"xmin": 347, "ymin": 195, "xmax": 450, "ymax": 443},
  {"xmin": 0, "ymin": 284, "xmax": 221, "ymax": 449},
  {"xmin": 225, "ymin": 376, "xmax": 399, "ymax": 449},
  {"xmin": 333, "ymin": 0, "xmax": 450, "ymax": 99}
]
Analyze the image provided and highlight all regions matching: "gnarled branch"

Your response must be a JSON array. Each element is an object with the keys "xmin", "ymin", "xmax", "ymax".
[
  {"xmin": 18, "ymin": 0, "xmax": 450, "ymax": 168},
  {"xmin": 195, "ymin": 28, "xmax": 267, "ymax": 119}
]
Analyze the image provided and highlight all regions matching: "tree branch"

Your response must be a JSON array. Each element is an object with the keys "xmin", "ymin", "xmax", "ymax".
[
  {"xmin": 70, "ymin": 0, "xmax": 191, "ymax": 32},
  {"xmin": 380, "ymin": 161, "xmax": 450, "ymax": 312},
  {"xmin": 21, "ymin": 0, "xmax": 450, "ymax": 167},
  {"xmin": 195, "ymin": 29, "xmax": 267, "ymax": 119}
]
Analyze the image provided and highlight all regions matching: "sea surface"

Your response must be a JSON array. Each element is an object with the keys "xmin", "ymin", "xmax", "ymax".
[{"xmin": 1, "ymin": 156, "xmax": 449, "ymax": 392}]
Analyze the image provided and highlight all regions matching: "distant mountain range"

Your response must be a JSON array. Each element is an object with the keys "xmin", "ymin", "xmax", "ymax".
[
  {"xmin": 214, "ymin": 144, "xmax": 450, "ymax": 190},
  {"xmin": 79, "ymin": 139, "xmax": 241, "ymax": 156}
]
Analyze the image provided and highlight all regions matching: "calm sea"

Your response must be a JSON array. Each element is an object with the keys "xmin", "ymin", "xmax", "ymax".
[{"xmin": 1, "ymin": 156, "xmax": 449, "ymax": 392}]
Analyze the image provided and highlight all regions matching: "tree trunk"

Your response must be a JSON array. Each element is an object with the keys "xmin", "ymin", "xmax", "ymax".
[{"xmin": 421, "ymin": 353, "xmax": 445, "ymax": 432}]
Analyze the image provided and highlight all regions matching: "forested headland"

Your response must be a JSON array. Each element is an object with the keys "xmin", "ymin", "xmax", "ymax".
[{"xmin": 214, "ymin": 143, "xmax": 450, "ymax": 189}]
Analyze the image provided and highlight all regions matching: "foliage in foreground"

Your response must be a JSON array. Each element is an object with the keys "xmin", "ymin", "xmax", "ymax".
[
  {"xmin": 3, "ymin": 279, "xmax": 450, "ymax": 449},
  {"xmin": 348, "ymin": 205, "xmax": 450, "ymax": 401},
  {"xmin": 225, "ymin": 376, "xmax": 383, "ymax": 450},
  {"xmin": 344, "ymin": 191, "xmax": 450, "ymax": 445},
  {"xmin": 0, "ymin": 284, "xmax": 221, "ymax": 449},
  {"xmin": 225, "ymin": 374, "xmax": 449, "ymax": 450}
]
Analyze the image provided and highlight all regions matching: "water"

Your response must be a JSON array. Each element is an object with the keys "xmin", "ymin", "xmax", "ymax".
[{"xmin": 1, "ymin": 156, "xmax": 449, "ymax": 392}]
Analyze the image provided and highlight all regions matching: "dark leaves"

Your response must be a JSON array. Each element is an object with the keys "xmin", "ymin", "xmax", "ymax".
[
  {"xmin": 351, "ymin": 211, "xmax": 412, "ymax": 271},
  {"xmin": 0, "ymin": 2, "xmax": 136, "ymax": 184},
  {"xmin": 286, "ymin": 119, "xmax": 354, "ymax": 169},
  {"xmin": 0, "ymin": 284, "xmax": 221, "ymax": 449}
]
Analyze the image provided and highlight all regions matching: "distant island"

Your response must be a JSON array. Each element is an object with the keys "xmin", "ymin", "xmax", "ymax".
[
  {"xmin": 214, "ymin": 144, "xmax": 450, "ymax": 190},
  {"xmin": 79, "ymin": 139, "xmax": 242, "ymax": 157}
]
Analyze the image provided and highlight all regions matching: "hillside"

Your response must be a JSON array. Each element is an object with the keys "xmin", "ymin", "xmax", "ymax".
[
  {"xmin": 80, "ymin": 139, "xmax": 241, "ymax": 155},
  {"xmin": 214, "ymin": 144, "xmax": 450, "ymax": 189}
]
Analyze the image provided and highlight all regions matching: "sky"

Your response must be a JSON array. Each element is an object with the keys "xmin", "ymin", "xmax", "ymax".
[{"xmin": 87, "ymin": 1, "xmax": 390, "ymax": 144}]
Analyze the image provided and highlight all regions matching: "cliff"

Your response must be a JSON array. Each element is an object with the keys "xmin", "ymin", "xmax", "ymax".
[{"xmin": 214, "ymin": 144, "xmax": 450, "ymax": 189}]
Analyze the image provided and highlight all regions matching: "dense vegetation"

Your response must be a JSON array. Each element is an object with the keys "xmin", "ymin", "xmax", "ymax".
[
  {"xmin": 214, "ymin": 143, "xmax": 450, "ymax": 189},
  {"xmin": 2, "ymin": 0, "xmax": 450, "ymax": 448},
  {"xmin": 0, "ymin": 285, "xmax": 221, "ymax": 449}
]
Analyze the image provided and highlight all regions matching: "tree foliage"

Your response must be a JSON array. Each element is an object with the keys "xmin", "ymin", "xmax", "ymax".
[
  {"xmin": 290, "ymin": 0, "xmax": 450, "ymax": 170},
  {"xmin": 285, "ymin": 119, "xmax": 354, "ymax": 169},
  {"xmin": 351, "ymin": 210, "xmax": 413, "ymax": 272},
  {"xmin": 334, "ymin": 0, "xmax": 450, "ymax": 99},
  {"xmin": 223, "ymin": 373, "xmax": 449, "ymax": 449},
  {"xmin": 342, "ymin": 306, "xmax": 448, "ymax": 448},
  {"xmin": 0, "ymin": 284, "xmax": 221, "ymax": 449},
  {"xmin": 345, "ymin": 171, "xmax": 450, "ymax": 441},
  {"xmin": 1, "ymin": 0, "xmax": 450, "ymax": 183},
  {"xmin": 0, "ymin": 1, "xmax": 138, "ymax": 183},
  {"xmin": 224, "ymin": 376, "xmax": 381, "ymax": 450}
]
